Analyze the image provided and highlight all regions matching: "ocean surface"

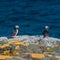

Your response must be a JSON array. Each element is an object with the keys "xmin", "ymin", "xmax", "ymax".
[{"xmin": 0, "ymin": 0, "xmax": 60, "ymax": 38}]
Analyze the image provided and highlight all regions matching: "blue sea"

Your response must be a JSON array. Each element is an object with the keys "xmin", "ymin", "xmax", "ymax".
[{"xmin": 0, "ymin": 0, "xmax": 60, "ymax": 38}]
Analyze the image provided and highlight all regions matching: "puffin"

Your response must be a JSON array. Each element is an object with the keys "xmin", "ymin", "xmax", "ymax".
[
  {"xmin": 11, "ymin": 25, "xmax": 19, "ymax": 36},
  {"xmin": 42, "ymin": 26, "xmax": 49, "ymax": 38}
]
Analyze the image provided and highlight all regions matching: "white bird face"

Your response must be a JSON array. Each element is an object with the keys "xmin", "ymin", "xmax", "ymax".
[{"xmin": 15, "ymin": 25, "xmax": 19, "ymax": 29}]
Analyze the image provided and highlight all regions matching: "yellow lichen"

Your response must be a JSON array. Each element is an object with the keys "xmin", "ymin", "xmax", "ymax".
[
  {"xmin": 55, "ymin": 56, "xmax": 60, "ymax": 58},
  {"xmin": 15, "ymin": 46, "xmax": 20, "ymax": 50},
  {"xmin": 47, "ymin": 48, "xmax": 50, "ymax": 50},
  {"xmin": 0, "ymin": 55, "xmax": 12, "ymax": 59},
  {"xmin": 2, "ymin": 50, "xmax": 10, "ymax": 55},
  {"xmin": 31, "ymin": 53, "xmax": 44, "ymax": 59},
  {"xmin": 12, "ymin": 51, "xmax": 18, "ymax": 56},
  {"xmin": 23, "ymin": 53, "xmax": 45, "ymax": 59}
]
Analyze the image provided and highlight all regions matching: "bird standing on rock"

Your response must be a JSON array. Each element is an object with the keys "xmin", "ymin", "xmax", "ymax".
[
  {"xmin": 42, "ymin": 26, "xmax": 49, "ymax": 38},
  {"xmin": 11, "ymin": 25, "xmax": 19, "ymax": 37}
]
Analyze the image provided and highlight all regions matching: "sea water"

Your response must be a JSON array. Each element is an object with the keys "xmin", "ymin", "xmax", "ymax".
[{"xmin": 0, "ymin": 0, "xmax": 60, "ymax": 38}]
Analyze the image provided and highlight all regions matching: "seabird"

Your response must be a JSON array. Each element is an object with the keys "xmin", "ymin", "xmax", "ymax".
[
  {"xmin": 11, "ymin": 25, "xmax": 19, "ymax": 37},
  {"xmin": 42, "ymin": 26, "xmax": 49, "ymax": 38}
]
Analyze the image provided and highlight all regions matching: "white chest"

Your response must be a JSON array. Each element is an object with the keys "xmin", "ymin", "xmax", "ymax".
[{"xmin": 15, "ymin": 29, "xmax": 18, "ymax": 35}]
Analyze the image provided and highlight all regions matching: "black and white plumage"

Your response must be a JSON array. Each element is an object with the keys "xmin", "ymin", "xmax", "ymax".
[
  {"xmin": 42, "ymin": 26, "xmax": 49, "ymax": 38},
  {"xmin": 11, "ymin": 25, "xmax": 19, "ymax": 36}
]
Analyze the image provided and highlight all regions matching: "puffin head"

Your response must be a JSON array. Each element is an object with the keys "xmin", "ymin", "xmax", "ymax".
[
  {"xmin": 44, "ymin": 26, "xmax": 49, "ymax": 30},
  {"xmin": 14, "ymin": 25, "xmax": 19, "ymax": 29}
]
